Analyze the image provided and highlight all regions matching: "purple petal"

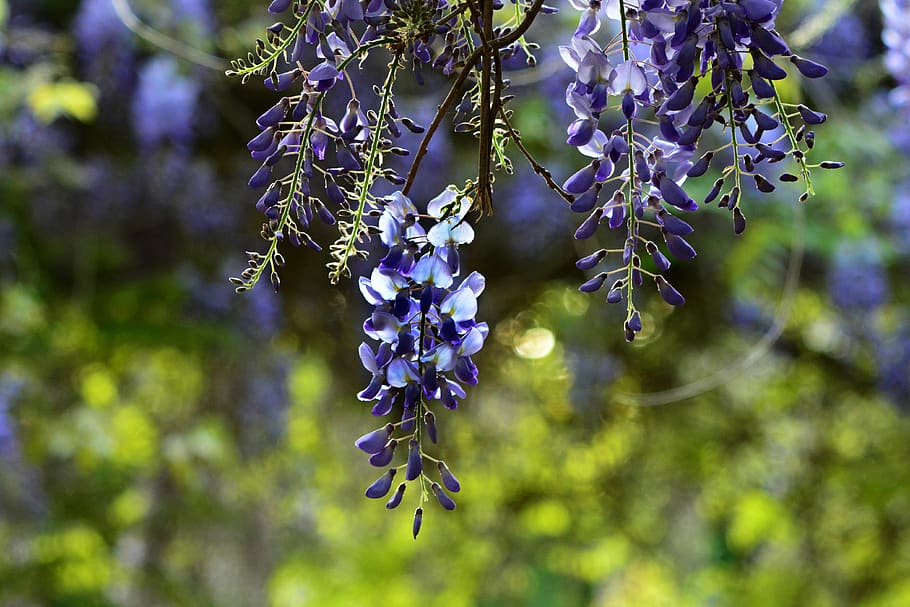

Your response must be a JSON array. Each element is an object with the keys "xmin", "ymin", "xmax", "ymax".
[
  {"xmin": 365, "ymin": 469, "xmax": 396, "ymax": 498},
  {"xmin": 355, "ymin": 424, "xmax": 393, "ymax": 454},
  {"xmin": 405, "ymin": 439, "xmax": 422, "ymax": 481}
]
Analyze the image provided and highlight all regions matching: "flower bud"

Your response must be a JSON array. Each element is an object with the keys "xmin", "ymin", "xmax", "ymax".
[
  {"xmin": 355, "ymin": 423, "xmax": 393, "ymax": 454},
  {"xmin": 437, "ymin": 461, "xmax": 461, "ymax": 493},
  {"xmin": 405, "ymin": 439, "xmax": 422, "ymax": 481},
  {"xmin": 432, "ymin": 482, "xmax": 457, "ymax": 511},
  {"xmin": 412, "ymin": 507, "xmax": 424, "ymax": 538},
  {"xmin": 385, "ymin": 483, "xmax": 406, "ymax": 509},
  {"xmin": 365, "ymin": 469, "xmax": 396, "ymax": 499}
]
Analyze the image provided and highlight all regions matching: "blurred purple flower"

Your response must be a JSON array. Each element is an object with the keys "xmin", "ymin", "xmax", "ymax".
[
  {"xmin": 810, "ymin": 12, "xmax": 870, "ymax": 71},
  {"xmin": 892, "ymin": 184, "xmax": 910, "ymax": 253},
  {"xmin": 565, "ymin": 347, "xmax": 619, "ymax": 409},
  {"xmin": 499, "ymin": 164, "xmax": 571, "ymax": 257},
  {"xmin": 728, "ymin": 297, "xmax": 774, "ymax": 333},
  {"xmin": 179, "ymin": 266, "xmax": 235, "ymax": 320},
  {"xmin": 174, "ymin": 161, "xmax": 239, "ymax": 235},
  {"xmin": 79, "ymin": 157, "xmax": 135, "ymax": 221},
  {"xmin": 0, "ymin": 375, "xmax": 24, "ymax": 461},
  {"xmin": 827, "ymin": 241, "xmax": 889, "ymax": 312},
  {"xmin": 172, "ymin": 0, "xmax": 215, "ymax": 34},
  {"xmin": 72, "ymin": 0, "xmax": 136, "ymax": 101},
  {"xmin": 243, "ymin": 283, "xmax": 284, "ymax": 338},
  {"xmin": 0, "ymin": 112, "xmax": 73, "ymax": 166},
  {"xmin": 73, "ymin": 0, "xmax": 129, "ymax": 58},
  {"xmin": 240, "ymin": 353, "xmax": 291, "ymax": 452},
  {"xmin": 132, "ymin": 56, "xmax": 200, "ymax": 149},
  {"xmin": 875, "ymin": 325, "xmax": 910, "ymax": 411}
]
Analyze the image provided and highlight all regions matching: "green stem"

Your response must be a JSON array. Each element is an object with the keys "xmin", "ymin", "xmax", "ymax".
[
  {"xmin": 725, "ymin": 77, "xmax": 743, "ymax": 205},
  {"xmin": 618, "ymin": 0, "xmax": 637, "ymax": 320},
  {"xmin": 416, "ymin": 308, "xmax": 430, "ymax": 505},
  {"xmin": 226, "ymin": 3, "xmax": 315, "ymax": 78},
  {"xmin": 241, "ymin": 39, "xmax": 389, "ymax": 292},
  {"xmin": 328, "ymin": 54, "xmax": 401, "ymax": 284},
  {"xmin": 772, "ymin": 84, "xmax": 814, "ymax": 197}
]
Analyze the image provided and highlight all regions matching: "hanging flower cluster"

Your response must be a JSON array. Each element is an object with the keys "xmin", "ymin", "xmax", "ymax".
[
  {"xmin": 561, "ymin": 0, "xmax": 842, "ymax": 340},
  {"xmin": 230, "ymin": 0, "xmax": 469, "ymax": 291},
  {"xmin": 356, "ymin": 188, "xmax": 486, "ymax": 536},
  {"xmin": 227, "ymin": 0, "xmax": 838, "ymax": 535}
]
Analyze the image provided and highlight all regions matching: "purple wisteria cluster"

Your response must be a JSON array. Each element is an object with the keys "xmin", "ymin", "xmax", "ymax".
[
  {"xmin": 229, "ymin": 0, "xmax": 842, "ymax": 534},
  {"xmin": 561, "ymin": 0, "xmax": 841, "ymax": 340},
  {"xmin": 355, "ymin": 188, "xmax": 487, "ymax": 536},
  {"xmin": 228, "ymin": 0, "xmax": 552, "ymax": 534},
  {"xmin": 229, "ymin": 0, "xmax": 545, "ymax": 291},
  {"xmin": 230, "ymin": 0, "xmax": 461, "ymax": 291}
]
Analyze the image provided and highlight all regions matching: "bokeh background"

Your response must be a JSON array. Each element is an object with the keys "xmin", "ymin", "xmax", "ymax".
[{"xmin": 2, "ymin": 0, "xmax": 909, "ymax": 605}]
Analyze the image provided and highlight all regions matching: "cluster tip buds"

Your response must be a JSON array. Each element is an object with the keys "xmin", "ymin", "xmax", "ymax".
[
  {"xmin": 437, "ymin": 461, "xmax": 461, "ymax": 493},
  {"xmin": 424, "ymin": 411, "xmax": 438, "ymax": 444},
  {"xmin": 365, "ymin": 469, "xmax": 397, "ymax": 499},
  {"xmin": 655, "ymin": 275, "xmax": 685, "ymax": 307},
  {"xmin": 355, "ymin": 424, "xmax": 393, "ymax": 453},
  {"xmin": 386, "ymin": 483, "xmax": 406, "ymax": 510},
  {"xmin": 405, "ymin": 438, "xmax": 422, "ymax": 481},
  {"xmin": 412, "ymin": 507, "xmax": 423, "ymax": 539},
  {"xmin": 432, "ymin": 482, "xmax": 457, "ymax": 510}
]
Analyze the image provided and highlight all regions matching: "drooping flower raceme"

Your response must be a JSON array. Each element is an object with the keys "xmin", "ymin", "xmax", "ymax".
[
  {"xmin": 132, "ymin": 56, "xmax": 200, "ymax": 149},
  {"xmin": 228, "ymin": 0, "xmax": 509, "ymax": 292},
  {"xmin": 355, "ymin": 188, "xmax": 486, "ymax": 535},
  {"xmin": 226, "ymin": 0, "xmax": 557, "ymax": 536},
  {"xmin": 561, "ymin": 0, "xmax": 841, "ymax": 341},
  {"xmin": 225, "ymin": 0, "xmax": 842, "ymax": 536}
]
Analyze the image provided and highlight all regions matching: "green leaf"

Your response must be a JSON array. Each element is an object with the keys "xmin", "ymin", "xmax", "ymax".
[{"xmin": 27, "ymin": 80, "xmax": 99, "ymax": 123}]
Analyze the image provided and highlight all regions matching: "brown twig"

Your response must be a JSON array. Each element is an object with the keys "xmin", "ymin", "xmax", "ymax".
[
  {"xmin": 497, "ymin": 106, "xmax": 575, "ymax": 204},
  {"xmin": 401, "ymin": 0, "xmax": 549, "ymax": 203},
  {"xmin": 476, "ymin": 0, "xmax": 496, "ymax": 214},
  {"xmin": 401, "ymin": 47, "xmax": 483, "ymax": 196}
]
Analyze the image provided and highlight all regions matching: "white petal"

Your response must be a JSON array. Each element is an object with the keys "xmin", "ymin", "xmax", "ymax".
[
  {"xmin": 426, "ymin": 221, "xmax": 451, "ymax": 249},
  {"xmin": 427, "ymin": 218, "xmax": 474, "ymax": 248},
  {"xmin": 384, "ymin": 191, "xmax": 418, "ymax": 220},
  {"xmin": 440, "ymin": 288, "xmax": 477, "ymax": 323},
  {"xmin": 567, "ymin": 88, "xmax": 595, "ymax": 120},
  {"xmin": 604, "ymin": 0, "xmax": 639, "ymax": 20},
  {"xmin": 458, "ymin": 328, "xmax": 486, "ymax": 357},
  {"xmin": 426, "ymin": 343, "xmax": 457, "ymax": 372},
  {"xmin": 411, "ymin": 254, "xmax": 453, "ymax": 289},
  {"xmin": 387, "ymin": 358, "xmax": 418, "ymax": 387},
  {"xmin": 427, "ymin": 187, "xmax": 458, "ymax": 217},
  {"xmin": 611, "ymin": 60, "xmax": 647, "ymax": 95},
  {"xmin": 461, "ymin": 271, "xmax": 485, "ymax": 297},
  {"xmin": 475, "ymin": 322, "xmax": 490, "ymax": 339},
  {"xmin": 577, "ymin": 53, "xmax": 611, "ymax": 86},
  {"xmin": 449, "ymin": 221, "xmax": 474, "ymax": 245},
  {"xmin": 358, "ymin": 342, "xmax": 379, "ymax": 374},
  {"xmin": 359, "ymin": 276, "xmax": 383, "ymax": 305},
  {"xmin": 370, "ymin": 267, "xmax": 406, "ymax": 300},
  {"xmin": 558, "ymin": 45, "xmax": 581, "ymax": 72},
  {"xmin": 379, "ymin": 212, "xmax": 401, "ymax": 247},
  {"xmin": 371, "ymin": 311, "xmax": 402, "ymax": 343},
  {"xmin": 579, "ymin": 129, "xmax": 608, "ymax": 158}
]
